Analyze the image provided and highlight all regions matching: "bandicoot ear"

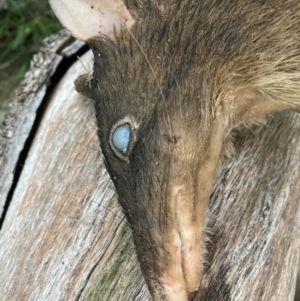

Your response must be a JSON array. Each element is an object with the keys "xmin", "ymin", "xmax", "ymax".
[
  {"xmin": 49, "ymin": 0, "xmax": 135, "ymax": 41},
  {"xmin": 75, "ymin": 74, "xmax": 94, "ymax": 99}
]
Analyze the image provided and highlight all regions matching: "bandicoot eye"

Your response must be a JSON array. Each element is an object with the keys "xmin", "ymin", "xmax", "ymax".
[{"xmin": 112, "ymin": 124, "xmax": 131, "ymax": 154}]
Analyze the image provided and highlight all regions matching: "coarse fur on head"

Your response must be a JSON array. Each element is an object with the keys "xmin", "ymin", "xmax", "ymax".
[{"xmin": 50, "ymin": 0, "xmax": 300, "ymax": 300}]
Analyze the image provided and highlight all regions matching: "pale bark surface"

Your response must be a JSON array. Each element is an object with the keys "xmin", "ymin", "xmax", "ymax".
[
  {"xmin": 0, "ymin": 30, "xmax": 84, "ymax": 217},
  {"xmin": 0, "ymin": 34, "xmax": 299, "ymax": 301}
]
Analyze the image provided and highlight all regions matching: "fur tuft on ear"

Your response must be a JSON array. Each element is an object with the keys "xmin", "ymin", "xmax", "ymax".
[{"xmin": 49, "ymin": 0, "xmax": 135, "ymax": 41}]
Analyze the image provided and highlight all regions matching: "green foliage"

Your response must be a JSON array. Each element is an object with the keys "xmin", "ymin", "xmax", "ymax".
[{"xmin": 0, "ymin": 0, "xmax": 62, "ymax": 110}]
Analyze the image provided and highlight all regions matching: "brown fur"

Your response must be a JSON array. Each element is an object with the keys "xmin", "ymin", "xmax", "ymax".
[{"xmin": 75, "ymin": 0, "xmax": 300, "ymax": 300}]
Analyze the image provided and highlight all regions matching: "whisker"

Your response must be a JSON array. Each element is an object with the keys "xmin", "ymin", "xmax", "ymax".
[
  {"xmin": 72, "ymin": 162, "xmax": 103, "ymax": 169},
  {"xmin": 41, "ymin": 191, "xmax": 127, "ymax": 225},
  {"xmin": 68, "ymin": 140, "xmax": 101, "ymax": 152},
  {"xmin": 127, "ymin": 29, "xmax": 173, "ymax": 134},
  {"xmin": 78, "ymin": 200, "xmax": 127, "ymax": 224},
  {"xmin": 77, "ymin": 55, "xmax": 93, "ymax": 88},
  {"xmin": 48, "ymin": 118, "xmax": 98, "ymax": 135}
]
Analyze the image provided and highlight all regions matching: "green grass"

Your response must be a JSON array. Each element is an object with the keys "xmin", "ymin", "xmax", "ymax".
[{"xmin": 0, "ymin": 0, "xmax": 62, "ymax": 111}]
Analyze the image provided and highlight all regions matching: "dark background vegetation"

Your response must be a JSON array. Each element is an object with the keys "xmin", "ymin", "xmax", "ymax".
[{"xmin": 0, "ymin": 0, "xmax": 61, "ymax": 118}]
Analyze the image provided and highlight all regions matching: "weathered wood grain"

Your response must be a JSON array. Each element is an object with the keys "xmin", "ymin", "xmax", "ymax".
[
  {"xmin": 0, "ymin": 41, "xmax": 299, "ymax": 301},
  {"xmin": 0, "ymin": 30, "xmax": 84, "ymax": 218},
  {"xmin": 195, "ymin": 112, "xmax": 300, "ymax": 300},
  {"xmin": 0, "ymin": 50, "xmax": 150, "ymax": 301}
]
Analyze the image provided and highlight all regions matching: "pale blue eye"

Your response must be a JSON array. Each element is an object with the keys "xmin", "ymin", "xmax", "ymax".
[{"xmin": 112, "ymin": 124, "xmax": 131, "ymax": 153}]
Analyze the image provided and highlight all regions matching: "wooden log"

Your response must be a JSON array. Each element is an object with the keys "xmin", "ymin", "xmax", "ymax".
[
  {"xmin": 195, "ymin": 113, "xmax": 300, "ymax": 301},
  {"xmin": 0, "ymin": 30, "xmax": 84, "ymax": 217},
  {"xmin": 0, "ymin": 33, "xmax": 299, "ymax": 301}
]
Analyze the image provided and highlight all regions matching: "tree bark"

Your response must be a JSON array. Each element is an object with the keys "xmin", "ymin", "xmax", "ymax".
[
  {"xmin": 0, "ymin": 30, "xmax": 84, "ymax": 217},
  {"xmin": 0, "ymin": 32, "xmax": 299, "ymax": 301}
]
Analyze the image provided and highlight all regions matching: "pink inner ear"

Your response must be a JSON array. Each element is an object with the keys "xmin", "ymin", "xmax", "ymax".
[{"xmin": 49, "ymin": 0, "xmax": 135, "ymax": 41}]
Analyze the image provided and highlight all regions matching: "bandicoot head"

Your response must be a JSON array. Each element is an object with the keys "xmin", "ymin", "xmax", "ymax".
[{"xmin": 50, "ymin": 0, "xmax": 300, "ymax": 300}]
